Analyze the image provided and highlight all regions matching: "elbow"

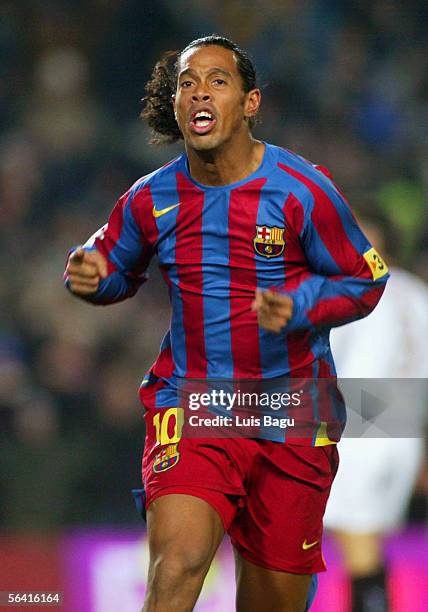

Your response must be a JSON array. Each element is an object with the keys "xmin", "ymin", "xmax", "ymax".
[{"xmin": 359, "ymin": 280, "xmax": 388, "ymax": 317}]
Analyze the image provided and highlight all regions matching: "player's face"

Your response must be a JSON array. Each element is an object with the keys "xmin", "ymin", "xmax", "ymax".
[{"xmin": 173, "ymin": 45, "xmax": 260, "ymax": 152}]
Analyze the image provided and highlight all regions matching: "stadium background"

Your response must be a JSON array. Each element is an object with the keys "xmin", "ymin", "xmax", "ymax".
[{"xmin": 0, "ymin": 1, "xmax": 427, "ymax": 610}]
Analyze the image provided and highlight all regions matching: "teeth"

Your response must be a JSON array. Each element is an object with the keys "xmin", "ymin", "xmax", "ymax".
[{"xmin": 194, "ymin": 111, "xmax": 213, "ymax": 120}]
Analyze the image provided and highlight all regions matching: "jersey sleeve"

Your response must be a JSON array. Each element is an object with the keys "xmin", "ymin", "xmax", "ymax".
[
  {"xmin": 285, "ymin": 172, "xmax": 389, "ymax": 331},
  {"xmin": 65, "ymin": 186, "xmax": 155, "ymax": 305}
]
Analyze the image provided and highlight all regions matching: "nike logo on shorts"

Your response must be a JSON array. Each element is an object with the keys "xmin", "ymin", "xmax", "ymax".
[{"xmin": 302, "ymin": 539, "xmax": 319, "ymax": 550}]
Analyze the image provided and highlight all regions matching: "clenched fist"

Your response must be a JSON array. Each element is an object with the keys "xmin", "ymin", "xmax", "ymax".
[
  {"xmin": 66, "ymin": 247, "xmax": 108, "ymax": 296},
  {"xmin": 252, "ymin": 289, "xmax": 294, "ymax": 333}
]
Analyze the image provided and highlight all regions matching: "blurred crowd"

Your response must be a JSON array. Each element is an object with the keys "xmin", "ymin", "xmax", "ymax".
[{"xmin": 0, "ymin": 0, "xmax": 427, "ymax": 530}]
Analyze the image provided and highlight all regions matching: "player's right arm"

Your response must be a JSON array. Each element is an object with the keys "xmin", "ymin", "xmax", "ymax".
[
  {"xmin": 64, "ymin": 187, "xmax": 154, "ymax": 305},
  {"xmin": 66, "ymin": 247, "xmax": 108, "ymax": 295}
]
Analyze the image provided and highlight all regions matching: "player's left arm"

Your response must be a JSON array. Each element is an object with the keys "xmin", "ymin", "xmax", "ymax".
[{"xmin": 254, "ymin": 172, "xmax": 389, "ymax": 333}]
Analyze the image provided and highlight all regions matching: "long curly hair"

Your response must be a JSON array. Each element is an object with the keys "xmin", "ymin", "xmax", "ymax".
[{"xmin": 141, "ymin": 35, "xmax": 258, "ymax": 145}]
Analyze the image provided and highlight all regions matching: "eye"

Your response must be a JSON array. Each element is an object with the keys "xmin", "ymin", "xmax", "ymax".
[
  {"xmin": 180, "ymin": 80, "xmax": 194, "ymax": 88},
  {"xmin": 213, "ymin": 78, "xmax": 226, "ymax": 85}
]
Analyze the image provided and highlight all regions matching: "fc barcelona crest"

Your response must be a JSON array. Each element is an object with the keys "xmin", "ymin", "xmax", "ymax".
[
  {"xmin": 254, "ymin": 225, "xmax": 285, "ymax": 258},
  {"xmin": 153, "ymin": 444, "xmax": 180, "ymax": 473}
]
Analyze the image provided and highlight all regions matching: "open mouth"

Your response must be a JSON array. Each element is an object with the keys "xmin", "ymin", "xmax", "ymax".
[{"xmin": 189, "ymin": 110, "xmax": 217, "ymax": 135}]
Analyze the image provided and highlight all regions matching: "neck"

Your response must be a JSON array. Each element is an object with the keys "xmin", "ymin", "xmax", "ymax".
[{"xmin": 185, "ymin": 133, "xmax": 265, "ymax": 186}]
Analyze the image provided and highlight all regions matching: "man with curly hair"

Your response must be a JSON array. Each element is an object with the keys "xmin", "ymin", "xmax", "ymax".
[{"xmin": 65, "ymin": 35, "xmax": 388, "ymax": 611}]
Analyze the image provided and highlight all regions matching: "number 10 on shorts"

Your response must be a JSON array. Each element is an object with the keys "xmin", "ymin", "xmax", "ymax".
[{"xmin": 153, "ymin": 408, "xmax": 184, "ymax": 445}]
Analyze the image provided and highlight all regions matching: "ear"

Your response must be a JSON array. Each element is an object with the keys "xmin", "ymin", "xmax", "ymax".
[
  {"xmin": 172, "ymin": 94, "xmax": 177, "ymax": 120},
  {"xmin": 244, "ymin": 88, "xmax": 261, "ymax": 119}
]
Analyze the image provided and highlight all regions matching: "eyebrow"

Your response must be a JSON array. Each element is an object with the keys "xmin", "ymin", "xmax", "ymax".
[{"xmin": 178, "ymin": 67, "xmax": 233, "ymax": 79}]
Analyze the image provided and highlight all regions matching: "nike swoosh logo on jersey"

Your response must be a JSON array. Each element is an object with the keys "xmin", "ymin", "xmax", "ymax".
[
  {"xmin": 152, "ymin": 203, "xmax": 180, "ymax": 218},
  {"xmin": 302, "ymin": 539, "xmax": 319, "ymax": 550}
]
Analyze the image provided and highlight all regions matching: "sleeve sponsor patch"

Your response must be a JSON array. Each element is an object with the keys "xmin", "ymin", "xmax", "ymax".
[{"xmin": 363, "ymin": 247, "xmax": 389, "ymax": 280}]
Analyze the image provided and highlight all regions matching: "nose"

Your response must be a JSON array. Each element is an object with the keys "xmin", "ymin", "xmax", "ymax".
[{"xmin": 192, "ymin": 84, "xmax": 211, "ymax": 102}]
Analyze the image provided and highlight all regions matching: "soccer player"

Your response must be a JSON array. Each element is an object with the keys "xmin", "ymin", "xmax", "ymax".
[
  {"xmin": 65, "ymin": 36, "xmax": 389, "ymax": 611},
  {"xmin": 324, "ymin": 220, "xmax": 427, "ymax": 612}
]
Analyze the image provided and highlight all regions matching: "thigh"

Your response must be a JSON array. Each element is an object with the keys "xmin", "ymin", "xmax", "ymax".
[
  {"xmin": 147, "ymin": 493, "xmax": 225, "ymax": 565},
  {"xmin": 144, "ymin": 493, "xmax": 225, "ymax": 612},
  {"xmin": 234, "ymin": 552, "xmax": 315, "ymax": 612},
  {"xmin": 230, "ymin": 443, "xmax": 338, "ymax": 575}
]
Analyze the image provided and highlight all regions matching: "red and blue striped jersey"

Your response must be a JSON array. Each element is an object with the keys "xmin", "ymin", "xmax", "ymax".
[{"xmin": 67, "ymin": 143, "xmax": 388, "ymax": 442}]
